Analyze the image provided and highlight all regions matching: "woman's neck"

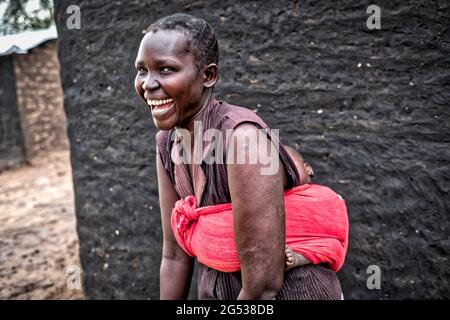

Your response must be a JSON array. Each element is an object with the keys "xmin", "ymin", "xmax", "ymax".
[{"xmin": 179, "ymin": 89, "xmax": 213, "ymax": 137}]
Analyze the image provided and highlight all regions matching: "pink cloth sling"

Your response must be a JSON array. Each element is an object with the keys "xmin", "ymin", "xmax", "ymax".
[{"xmin": 171, "ymin": 183, "xmax": 349, "ymax": 273}]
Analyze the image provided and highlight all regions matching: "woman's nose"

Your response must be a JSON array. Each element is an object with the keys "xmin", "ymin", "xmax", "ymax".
[{"xmin": 141, "ymin": 74, "xmax": 160, "ymax": 91}]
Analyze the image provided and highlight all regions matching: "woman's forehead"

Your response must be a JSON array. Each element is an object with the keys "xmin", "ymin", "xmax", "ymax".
[{"xmin": 140, "ymin": 29, "xmax": 190, "ymax": 59}]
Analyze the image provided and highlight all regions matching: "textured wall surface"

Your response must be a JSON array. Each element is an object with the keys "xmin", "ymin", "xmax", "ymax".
[
  {"xmin": 13, "ymin": 41, "xmax": 69, "ymax": 160},
  {"xmin": 54, "ymin": 0, "xmax": 449, "ymax": 299},
  {"xmin": 0, "ymin": 55, "xmax": 25, "ymax": 171}
]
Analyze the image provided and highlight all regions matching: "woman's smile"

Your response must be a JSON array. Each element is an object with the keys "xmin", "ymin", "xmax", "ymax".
[{"xmin": 148, "ymin": 99, "xmax": 176, "ymax": 120}]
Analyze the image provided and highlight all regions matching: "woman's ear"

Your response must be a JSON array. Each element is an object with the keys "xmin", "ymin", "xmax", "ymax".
[
  {"xmin": 203, "ymin": 63, "xmax": 218, "ymax": 88},
  {"xmin": 304, "ymin": 163, "xmax": 314, "ymax": 177}
]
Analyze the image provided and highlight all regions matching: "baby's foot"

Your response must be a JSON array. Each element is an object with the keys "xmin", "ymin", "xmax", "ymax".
[
  {"xmin": 285, "ymin": 245, "xmax": 310, "ymax": 271},
  {"xmin": 285, "ymin": 245, "xmax": 297, "ymax": 271}
]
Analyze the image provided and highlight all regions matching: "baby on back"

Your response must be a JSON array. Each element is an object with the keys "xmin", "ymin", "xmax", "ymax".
[{"xmin": 284, "ymin": 145, "xmax": 347, "ymax": 271}]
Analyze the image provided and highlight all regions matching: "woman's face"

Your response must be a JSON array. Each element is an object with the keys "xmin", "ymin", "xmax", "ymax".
[{"xmin": 134, "ymin": 30, "xmax": 206, "ymax": 131}]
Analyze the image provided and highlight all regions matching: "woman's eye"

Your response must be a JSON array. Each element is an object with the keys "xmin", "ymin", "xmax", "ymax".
[
  {"xmin": 160, "ymin": 67, "xmax": 173, "ymax": 73},
  {"xmin": 137, "ymin": 67, "xmax": 147, "ymax": 74}
]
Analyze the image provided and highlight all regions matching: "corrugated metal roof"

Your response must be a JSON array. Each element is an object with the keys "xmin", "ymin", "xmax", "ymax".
[{"xmin": 0, "ymin": 25, "xmax": 57, "ymax": 56}]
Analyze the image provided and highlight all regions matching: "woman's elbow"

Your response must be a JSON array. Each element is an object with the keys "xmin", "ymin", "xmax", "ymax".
[{"xmin": 162, "ymin": 240, "xmax": 191, "ymax": 262}]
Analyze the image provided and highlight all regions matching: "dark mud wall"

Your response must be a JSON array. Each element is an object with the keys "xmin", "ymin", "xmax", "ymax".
[
  {"xmin": 54, "ymin": 0, "xmax": 449, "ymax": 299},
  {"xmin": 0, "ymin": 55, "xmax": 24, "ymax": 171}
]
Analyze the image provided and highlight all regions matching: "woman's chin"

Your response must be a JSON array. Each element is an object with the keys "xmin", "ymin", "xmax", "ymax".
[
  {"xmin": 151, "ymin": 105, "xmax": 177, "ymax": 131},
  {"xmin": 153, "ymin": 119, "xmax": 176, "ymax": 131}
]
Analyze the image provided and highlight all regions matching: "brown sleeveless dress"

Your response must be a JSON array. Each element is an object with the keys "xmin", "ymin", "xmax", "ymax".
[{"xmin": 156, "ymin": 97, "xmax": 342, "ymax": 300}]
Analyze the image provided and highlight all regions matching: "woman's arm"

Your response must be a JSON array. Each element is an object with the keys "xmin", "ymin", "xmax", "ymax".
[
  {"xmin": 227, "ymin": 123, "xmax": 286, "ymax": 300},
  {"xmin": 156, "ymin": 151, "xmax": 194, "ymax": 299}
]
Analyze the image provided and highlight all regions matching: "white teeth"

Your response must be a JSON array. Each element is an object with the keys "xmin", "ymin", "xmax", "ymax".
[
  {"xmin": 152, "ymin": 105, "xmax": 174, "ymax": 117},
  {"xmin": 146, "ymin": 98, "xmax": 174, "ymax": 106}
]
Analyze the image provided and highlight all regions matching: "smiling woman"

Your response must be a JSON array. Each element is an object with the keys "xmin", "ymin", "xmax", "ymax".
[
  {"xmin": 134, "ymin": 13, "xmax": 343, "ymax": 300},
  {"xmin": 134, "ymin": 19, "xmax": 217, "ymax": 132}
]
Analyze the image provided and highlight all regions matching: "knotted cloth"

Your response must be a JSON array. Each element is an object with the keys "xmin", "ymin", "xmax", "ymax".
[{"xmin": 171, "ymin": 183, "xmax": 348, "ymax": 272}]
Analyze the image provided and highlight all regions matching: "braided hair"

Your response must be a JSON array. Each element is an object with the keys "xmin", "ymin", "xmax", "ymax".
[{"xmin": 145, "ymin": 13, "xmax": 218, "ymax": 69}]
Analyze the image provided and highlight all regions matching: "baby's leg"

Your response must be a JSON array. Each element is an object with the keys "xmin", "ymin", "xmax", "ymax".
[{"xmin": 285, "ymin": 245, "xmax": 311, "ymax": 271}]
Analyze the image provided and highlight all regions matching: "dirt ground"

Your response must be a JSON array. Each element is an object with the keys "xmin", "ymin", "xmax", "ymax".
[{"xmin": 0, "ymin": 150, "xmax": 84, "ymax": 299}]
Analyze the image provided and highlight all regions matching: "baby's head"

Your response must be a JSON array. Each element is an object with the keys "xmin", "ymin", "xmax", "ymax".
[
  {"xmin": 284, "ymin": 146, "xmax": 314, "ymax": 185},
  {"xmin": 135, "ymin": 14, "xmax": 219, "ymax": 130}
]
